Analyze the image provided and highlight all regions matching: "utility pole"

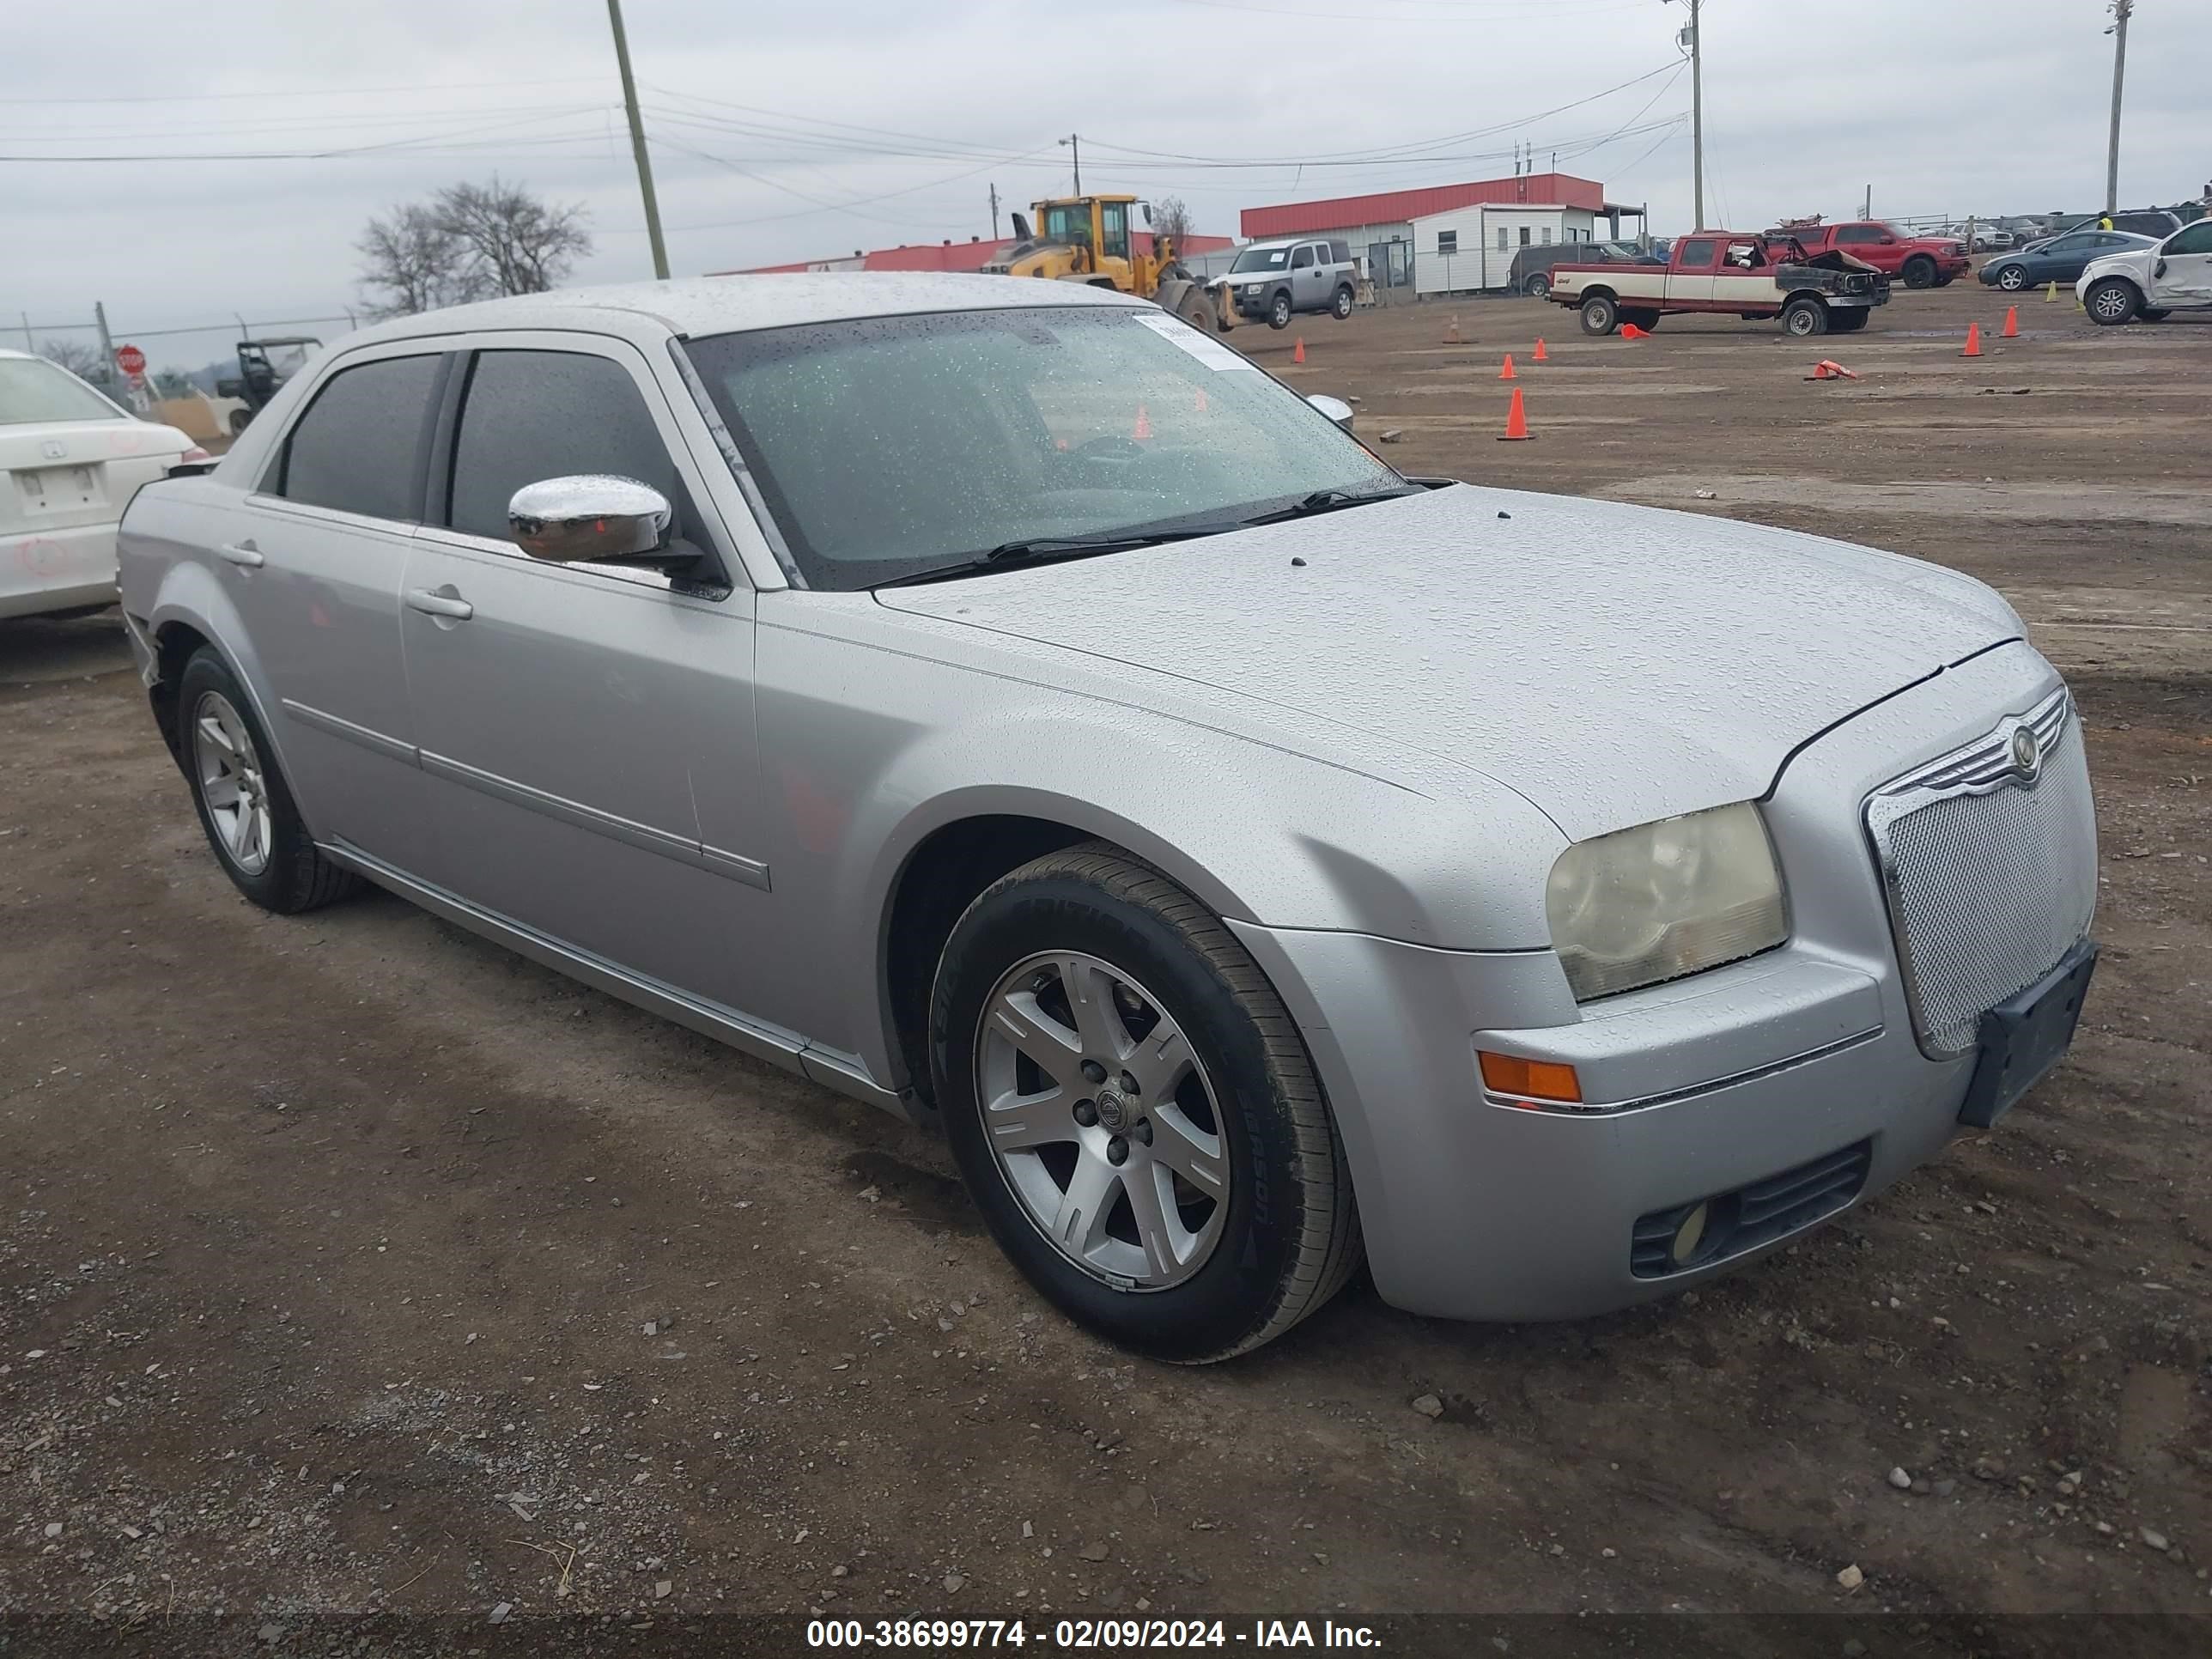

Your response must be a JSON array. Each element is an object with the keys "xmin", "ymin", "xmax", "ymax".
[
  {"xmin": 1060, "ymin": 133, "xmax": 1081, "ymax": 194},
  {"xmin": 1663, "ymin": 1, "xmax": 1705, "ymax": 228},
  {"xmin": 2105, "ymin": 0, "xmax": 2134, "ymax": 217},
  {"xmin": 605, "ymin": 0, "xmax": 669, "ymax": 280},
  {"xmin": 989, "ymin": 182, "xmax": 1001, "ymax": 240},
  {"xmin": 93, "ymin": 301, "xmax": 117, "ymax": 392},
  {"xmin": 18, "ymin": 312, "xmax": 33, "ymax": 354}
]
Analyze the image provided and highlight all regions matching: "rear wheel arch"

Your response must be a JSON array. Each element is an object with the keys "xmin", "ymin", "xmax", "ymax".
[{"xmin": 149, "ymin": 618, "xmax": 216, "ymax": 762}]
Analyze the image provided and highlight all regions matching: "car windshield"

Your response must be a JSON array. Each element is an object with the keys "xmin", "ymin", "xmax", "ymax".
[
  {"xmin": 1230, "ymin": 246, "xmax": 1291, "ymax": 274},
  {"xmin": 0, "ymin": 356, "xmax": 125, "ymax": 425},
  {"xmin": 682, "ymin": 305, "xmax": 1402, "ymax": 590}
]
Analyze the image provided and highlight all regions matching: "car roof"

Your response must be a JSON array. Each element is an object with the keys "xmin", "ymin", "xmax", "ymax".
[{"xmin": 335, "ymin": 273, "xmax": 1146, "ymax": 351}]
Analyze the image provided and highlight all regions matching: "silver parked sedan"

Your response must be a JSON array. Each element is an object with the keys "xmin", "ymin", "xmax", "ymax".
[{"xmin": 116, "ymin": 276, "xmax": 2098, "ymax": 1362}]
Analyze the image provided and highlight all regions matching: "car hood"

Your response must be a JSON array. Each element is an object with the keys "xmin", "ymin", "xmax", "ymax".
[{"xmin": 875, "ymin": 484, "xmax": 2022, "ymax": 841}]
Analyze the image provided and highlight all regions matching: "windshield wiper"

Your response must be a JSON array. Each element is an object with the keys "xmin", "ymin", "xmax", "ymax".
[
  {"xmin": 1237, "ymin": 485, "xmax": 1425, "ymax": 527},
  {"xmin": 872, "ymin": 526, "xmax": 1234, "ymax": 589}
]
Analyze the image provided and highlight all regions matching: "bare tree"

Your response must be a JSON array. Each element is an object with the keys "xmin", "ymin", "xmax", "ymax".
[
  {"xmin": 356, "ymin": 201, "xmax": 477, "ymax": 320},
  {"xmin": 433, "ymin": 177, "xmax": 592, "ymax": 297},
  {"xmin": 1152, "ymin": 196, "xmax": 1195, "ymax": 251},
  {"xmin": 40, "ymin": 339, "xmax": 114, "ymax": 387}
]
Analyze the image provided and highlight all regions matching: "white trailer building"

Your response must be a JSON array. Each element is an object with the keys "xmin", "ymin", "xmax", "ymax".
[{"xmin": 1412, "ymin": 202, "xmax": 1602, "ymax": 296}]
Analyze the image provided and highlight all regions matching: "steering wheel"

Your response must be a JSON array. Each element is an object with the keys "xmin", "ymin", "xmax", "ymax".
[{"xmin": 1063, "ymin": 434, "xmax": 1147, "ymax": 465}]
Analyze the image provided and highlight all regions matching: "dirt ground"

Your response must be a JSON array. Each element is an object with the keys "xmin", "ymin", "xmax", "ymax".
[{"xmin": 3, "ymin": 280, "xmax": 2207, "ymax": 1655}]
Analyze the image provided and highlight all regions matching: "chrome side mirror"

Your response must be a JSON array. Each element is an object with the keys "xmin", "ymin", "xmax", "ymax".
[
  {"xmin": 508, "ymin": 475, "xmax": 671, "ymax": 563},
  {"xmin": 1305, "ymin": 393, "xmax": 1355, "ymax": 433}
]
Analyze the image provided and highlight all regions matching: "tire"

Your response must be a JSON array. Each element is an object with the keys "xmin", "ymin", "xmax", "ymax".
[
  {"xmin": 1829, "ymin": 307, "xmax": 1869, "ymax": 332},
  {"xmin": 1173, "ymin": 289, "xmax": 1214, "ymax": 334},
  {"xmin": 1993, "ymin": 264, "xmax": 2027, "ymax": 292},
  {"xmin": 1330, "ymin": 285, "xmax": 1354, "ymax": 320},
  {"xmin": 1578, "ymin": 293, "xmax": 1620, "ymax": 336},
  {"xmin": 1901, "ymin": 255, "xmax": 1938, "ymax": 289},
  {"xmin": 228, "ymin": 409, "xmax": 253, "ymax": 435},
  {"xmin": 1783, "ymin": 296, "xmax": 1829, "ymax": 337},
  {"xmin": 929, "ymin": 843, "xmax": 1361, "ymax": 1364},
  {"xmin": 2085, "ymin": 277, "xmax": 2140, "ymax": 326},
  {"xmin": 1621, "ymin": 308, "xmax": 1661, "ymax": 331},
  {"xmin": 177, "ymin": 647, "xmax": 361, "ymax": 915},
  {"xmin": 2140, "ymin": 308, "xmax": 2170, "ymax": 323},
  {"xmin": 1934, "ymin": 274, "xmax": 1955, "ymax": 288},
  {"xmin": 1523, "ymin": 274, "xmax": 1552, "ymax": 300},
  {"xmin": 1268, "ymin": 290, "xmax": 1293, "ymax": 331}
]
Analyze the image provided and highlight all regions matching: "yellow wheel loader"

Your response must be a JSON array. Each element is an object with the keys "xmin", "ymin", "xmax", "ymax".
[{"xmin": 984, "ymin": 194, "xmax": 1232, "ymax": 333}]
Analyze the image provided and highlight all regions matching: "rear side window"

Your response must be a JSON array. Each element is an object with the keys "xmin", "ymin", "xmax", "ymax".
[
  {"xmin": 278, "ymin": 354, "xmax": 441, "ymax": 521},
  {"xmin": 1836, "ymin": 226, "xmax": 1880, "ymax": 244},
  {"xmin": 446, "ymin": 349, "xmax": 689, "ymax": 544}
]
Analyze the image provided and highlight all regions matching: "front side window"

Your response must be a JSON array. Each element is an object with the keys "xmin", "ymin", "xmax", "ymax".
[
  {"xmin": 445, "ymin": 349, "xmax": 690, "ymax": 546},
  {"xmin": 2165, "ymin": 221, "xmax": 2212, "ymax": 255},
  {"xmin": 1044, "ymin": 204, "xmax": 1091, "ymax": 246},
  {"xmin": 1291, "ymin": 246, "xmax": 1314, "ymax": 270},
  {"xmin": 683, "ymin": 307, "xmax": 1401, "ymax": 591},
  {"xmin": 0, "ymin": 356, "xmax": 125, "ymax": 425},
  {"xmin": 277, "ymin": 353, "xmax": 441, "ymax": 521}
]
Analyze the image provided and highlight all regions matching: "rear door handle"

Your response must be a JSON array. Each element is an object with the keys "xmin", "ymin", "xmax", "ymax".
[
  {"xmin": 216, "ymin": 542, "xmax": 264, "ymax": 568},
  {"xmin": 404, "ymin": 587, "xmax": 474, "ymax": 621}
]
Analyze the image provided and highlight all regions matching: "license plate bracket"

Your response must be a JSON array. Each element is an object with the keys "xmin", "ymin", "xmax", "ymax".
[{"xmin": 1958, "ymin": 939, "xmax": 2098, "ymax": 1129}]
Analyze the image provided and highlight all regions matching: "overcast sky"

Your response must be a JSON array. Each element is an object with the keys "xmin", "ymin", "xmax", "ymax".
[{"xmin": 5, "ymin": 0, "xmax": 2203, "ymax": 372}]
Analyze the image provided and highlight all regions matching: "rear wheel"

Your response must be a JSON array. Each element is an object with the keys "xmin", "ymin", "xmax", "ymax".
[
  {"xmin": 930, "ymin": 845, "xmax": 1361, "ymax": 1363},
  {"xmin": 1268, "ymin": 290, "xmax": 1293, "ymax": 330},
  {"xmin": 178, "ymin": 648, "xmax": 361, "ymax": 914},
  {"xmin": 2085, "ymin": 277, "xmax": 2140, "ymax": 326},
  {"xmin": 1330, "ymin": 285, "xmax": 1354, "ymax": 320},
  {"xmin": 1783, "ymin": 296, "xmax": 1829, "ymax": 337},
  {"xmin": 1993, "ymin": 263, "xmax": 2028, "ymax": 292},
  {"xmin": 1902, "ymin": 255, "xmax": 1938, "ymax": 289},
  {"xmin": 1523, "ymin": 274, "xmax": 1552, "ymax": 300},
  {"xmin": 1578, "ymin": 293, "xmax": 1620, "ymax": 336}
]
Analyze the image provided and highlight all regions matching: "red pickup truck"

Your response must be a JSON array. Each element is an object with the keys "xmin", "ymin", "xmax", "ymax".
[
  {"xmin": 1547, "ymin": 231, "xmax": 1890, "ymax": 337},
  {"xmin": 1762, "ymin": 222, "xmax": 1969, "ymax": 289}
]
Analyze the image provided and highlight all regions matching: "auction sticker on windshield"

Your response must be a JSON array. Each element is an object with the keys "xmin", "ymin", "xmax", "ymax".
[{"xmin": 1127, "ymin": 310, "xmax": 1258, "ymax": 371}]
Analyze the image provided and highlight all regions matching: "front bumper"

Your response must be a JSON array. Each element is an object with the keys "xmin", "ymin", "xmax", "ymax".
[
  {"xmin": 1231, "ymin": 640, "xmax": 2081, "ymax": 1323},
  {"xmin": 0, "ymin": 520, "xmax": 122, "ymax": 620}
]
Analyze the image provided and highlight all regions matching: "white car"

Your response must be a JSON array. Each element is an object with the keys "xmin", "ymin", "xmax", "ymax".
[
  {"xmin": 2, "ymin": 348, "xmax": 204, "ymax": 621},
  {"xmin": 2077, "ymin": 217, "xmax": 2212, "ymax": 325}
]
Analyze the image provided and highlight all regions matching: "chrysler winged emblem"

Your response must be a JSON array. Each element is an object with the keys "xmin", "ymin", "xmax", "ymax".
[{"xmin": 2010, "ymin": 724, "xmax": 2042, "ymax": 782}]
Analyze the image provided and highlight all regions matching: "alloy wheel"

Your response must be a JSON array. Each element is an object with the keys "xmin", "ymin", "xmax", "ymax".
[
  {"xmin": 974, "ymin": 951, "xmax": 1230, "ymax": 1291},
  {"xmin": 192, "ymin": 690, "xmax": 273, "ymax": 875}
]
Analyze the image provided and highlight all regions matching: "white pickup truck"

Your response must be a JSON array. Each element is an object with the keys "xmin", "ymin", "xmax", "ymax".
[
  {"xmin": 1548, "ymin": 232, "xmax": 1891, "ymax": 339},
  {"xmin": 2079, "ymin": 217, "xmax": 2212, "ymax": 325}
]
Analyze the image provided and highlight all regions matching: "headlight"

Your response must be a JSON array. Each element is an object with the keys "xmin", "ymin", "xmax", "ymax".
[
  {"xmin": 1244, "ymin": 283, "xmax": 1263, "ymax": 294},
  {"xmin": 1544, "ymin": 802, "xmax": 1788, "ymax": 1001}
]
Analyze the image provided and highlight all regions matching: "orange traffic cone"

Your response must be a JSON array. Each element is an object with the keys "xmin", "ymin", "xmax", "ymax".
[
  {"xmin": 2001, "ymin": 305, "xmax": 2019, "ymax": 338},
  {"xmin": 1133, "ymin": 404, "xmax": 1152, "ymax": 441},
  {"xmin": 1961, "ymin": 322, "xmax": 1983, "ymax": 358},
  {"xmin": 1444, "ymin": 315, "xmax": 1462, "ymax": 344},
  {"xmin": 1499, "ymin": 352, "xmax": 1517, "ymax": 380},
  {"xmin": 1620, "ymin": 322, "xmax": 1650, "ymax": 340},
  {"xmin": 1532, "ymin": 337, "xmax": 1548, "ymax": 362},
  {"xmin": 1497, "ymin": 386, "xmax": 1533, "ymax": 441},
  {"xmin": 1806, "ymin": 359, "xmax": 1861, "ymax": 381},
  {"xmin": 1292, "ymin": 337, "xmax": 1306, "ymax": 364}
]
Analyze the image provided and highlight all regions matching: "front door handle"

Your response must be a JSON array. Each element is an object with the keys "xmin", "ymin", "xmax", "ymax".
[
  {"xmin": 216, "ymin": 542, "xmax": 264, "ymax": 568},
  {"xmin": 404, "ymin": 587, "xmax": 474, "ymax": 621}
]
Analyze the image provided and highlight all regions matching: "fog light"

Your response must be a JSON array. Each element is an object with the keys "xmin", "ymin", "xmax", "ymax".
[{"xmin": 1671, "ymin": 1202, "xmax": 1710, "ymax": 1266}]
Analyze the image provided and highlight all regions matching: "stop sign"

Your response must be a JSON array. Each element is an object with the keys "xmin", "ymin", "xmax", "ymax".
[{"xmin": 115, "ymin": 344, "xmax": 146, "ymax": 376}]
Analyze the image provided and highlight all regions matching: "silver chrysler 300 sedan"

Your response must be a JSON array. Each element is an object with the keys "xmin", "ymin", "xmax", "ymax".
[{"xmin": 116, "ymin": 276, "xmax": 2098, "ymax": 1362}]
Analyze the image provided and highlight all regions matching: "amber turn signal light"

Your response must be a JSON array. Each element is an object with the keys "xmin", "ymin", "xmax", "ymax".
[{"xmin": 1477, "ymin": 1050, "xmax": 1583, "ymax": 1104}]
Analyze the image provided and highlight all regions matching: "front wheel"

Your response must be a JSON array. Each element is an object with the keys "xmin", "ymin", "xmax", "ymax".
[
  {"xmin": 1828, "ymin": 307, "xmax": 1869, "ymax": 332},
  {"xmin": 930, "ymin": 845, "xmax": 1361, "ymax": 1363},
  {"xmin": 177, "ymin": 648, "xmax": 361, "ymax": 914},
  {"xmin": 1901, "ymin": 255, "xmax": 1938, "ymax": 289},
  {"xmin": 1621, "ymin": 307, "xmax": 1661, "ymax": 331},
  {"xmin": 2140, "ymin": 308, "xmax": 2170, "ymax": 323},
  {"xmin": 1268, "ymin": 291, "xmax": 1293, "ymax": 330},
  {"xmin": 1579, "ymin": 293, "xmax": 1620, "ymax": 336},
  {"xmin": 1993, "ymin": 264, "xmax": 2027, "ymax": 292},
  {"xmin": 1783, "ymin": 297, "xmax": 1829, "ymax": 337},
  {"xmin": 1330, "ymin": 285, "xmax": 1354, "ymax": 320},
  {"xmin": 2085, "ymin": 277, "xmax": 2141, "ymax": 326}
]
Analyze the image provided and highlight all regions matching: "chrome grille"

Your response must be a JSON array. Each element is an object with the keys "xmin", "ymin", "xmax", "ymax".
[{"xmin": 1864, "ymin": 688, "xmax": 2098, "ymax": 1057}]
